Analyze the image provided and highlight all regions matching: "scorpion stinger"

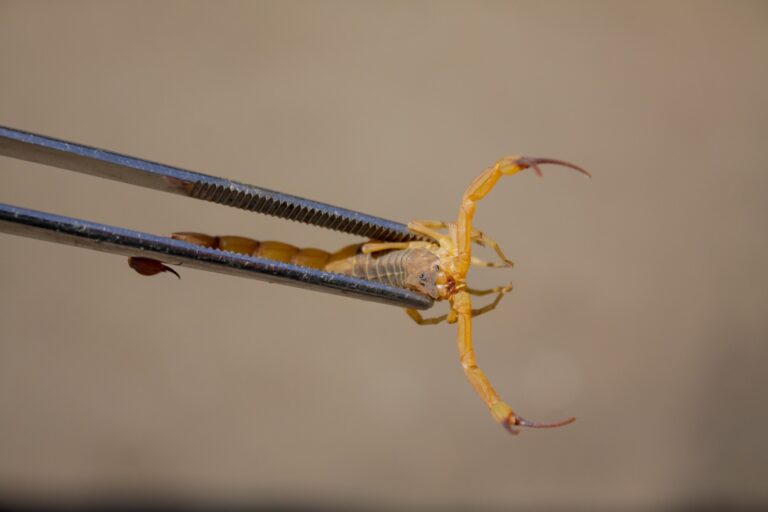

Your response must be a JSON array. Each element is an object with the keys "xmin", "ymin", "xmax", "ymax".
[{"xmin": 128, "ymin": 257, "xmax": 180, "ymax": 278}]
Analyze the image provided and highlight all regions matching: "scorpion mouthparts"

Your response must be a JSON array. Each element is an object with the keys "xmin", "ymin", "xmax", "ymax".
[
  {"xmin": 516, "ymin": 157, "xmax": 592, "ymax": 178},
  {"xmin": 514, "ymin": 414, "xmax": 577, "ymax": 429}
]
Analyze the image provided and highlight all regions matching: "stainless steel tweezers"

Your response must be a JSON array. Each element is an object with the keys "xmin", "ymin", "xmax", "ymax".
[{"xmin": 0, "ymin": 125, "xmax": 433, "ymax": 310}]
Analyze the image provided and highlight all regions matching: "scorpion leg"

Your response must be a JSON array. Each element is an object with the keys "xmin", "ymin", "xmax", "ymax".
[
  {"xmin": 465, "ymin": 283, "xmax": 513, "ymax": 296},
  {"xmin": 470, "ymin": 256, "xmax": 510, "ymax": 268},
  {"xmin": 470, "ymin": 290, "xmax": 509, "ymax": 318},
  {"xmin": 405, "ymin": 308, "xmax": 454, "ymax": 325},
  {"xmin": 466, "ymin": 282, "xmax": 513, "ymax": 318},
  {"xmin": 469, "ymin": 230, "xmax": 514, "ymax": 268},
  {"xmin": 420, "ymin": 220, "xmax": 514, "ymax": 268},
  {"xmin": 452, "ymin": 289, "xmax": 575, "ymax": 434},
  {"xmin": 411, "ymin": 220, "xmax": 513, "ymax": 268},
  {"xmin": 407, "ymin": 220, "xmax": 452, "ymax": 246}
]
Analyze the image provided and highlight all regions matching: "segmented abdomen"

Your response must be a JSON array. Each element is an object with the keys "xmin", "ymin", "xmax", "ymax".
[
  {"xmin": 170, "ymin": 232, "xmax": 436, "ymax": 291},
  {"xmin": 325, "ymin": 249, "xmax": 423, "ymax": 289},
  {"xmin": 170, "ymin": 232, "xmax": 339, "ymax": 270}
]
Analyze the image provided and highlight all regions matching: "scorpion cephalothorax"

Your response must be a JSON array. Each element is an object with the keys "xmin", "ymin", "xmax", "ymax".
[{"xmin": 129, "ymin": 155, "xmax": 590, "ymax": 435}]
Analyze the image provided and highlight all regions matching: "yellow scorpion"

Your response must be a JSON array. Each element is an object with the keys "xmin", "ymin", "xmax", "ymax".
[{"xmin": 130, "ymin": 156, "xmax": 590, "ymax": 435}]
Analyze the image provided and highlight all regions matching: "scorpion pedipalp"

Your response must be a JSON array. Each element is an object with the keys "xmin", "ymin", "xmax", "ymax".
[{"xmin": 438, "ymin": 155, "xmax": 590, "ymax": 435}]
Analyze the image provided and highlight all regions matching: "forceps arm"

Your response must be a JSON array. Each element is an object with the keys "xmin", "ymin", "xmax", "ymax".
[{"xmin": 0, "ymin": 126, "xmax": 433, "ymax": 310}]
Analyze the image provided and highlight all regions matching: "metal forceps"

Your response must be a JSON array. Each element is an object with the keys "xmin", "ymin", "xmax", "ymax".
[{"xmin": 0, "ymin": 125, "xmax": 433, "ymax": 310}]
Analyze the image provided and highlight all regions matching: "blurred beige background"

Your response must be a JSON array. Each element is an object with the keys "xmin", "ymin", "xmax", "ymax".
[{"xmin": 1, "ymin": 1, "xmax": 766, "ymax": 509}]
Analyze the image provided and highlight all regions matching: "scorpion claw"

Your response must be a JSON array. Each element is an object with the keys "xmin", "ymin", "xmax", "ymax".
[
  {"xmin": 128, "ymin": 257, "xmax": 181, "ymax": 279},
  {"xmin": 516, "ymin": 157, "xmax": 592, "ymax": 178}
]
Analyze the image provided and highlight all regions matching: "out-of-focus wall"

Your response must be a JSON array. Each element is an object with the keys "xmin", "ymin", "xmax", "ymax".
[{"xmin": 1, "ymin": 1, "xmax": 766, "ymax": 509}]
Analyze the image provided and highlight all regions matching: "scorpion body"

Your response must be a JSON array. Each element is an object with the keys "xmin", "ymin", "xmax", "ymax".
[
  {"xmin": 130, "ymin": 155, "xmax": 589, "ymax": 435},
  {"xmin": 130, "ymin": 234, "xmax": 446, "ymax": 298}
]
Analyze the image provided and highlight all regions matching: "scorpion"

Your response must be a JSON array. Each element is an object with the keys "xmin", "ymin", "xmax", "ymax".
[{"xmin": 130, "ymin": 156, "xmax": 590, "ymax": 435}]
